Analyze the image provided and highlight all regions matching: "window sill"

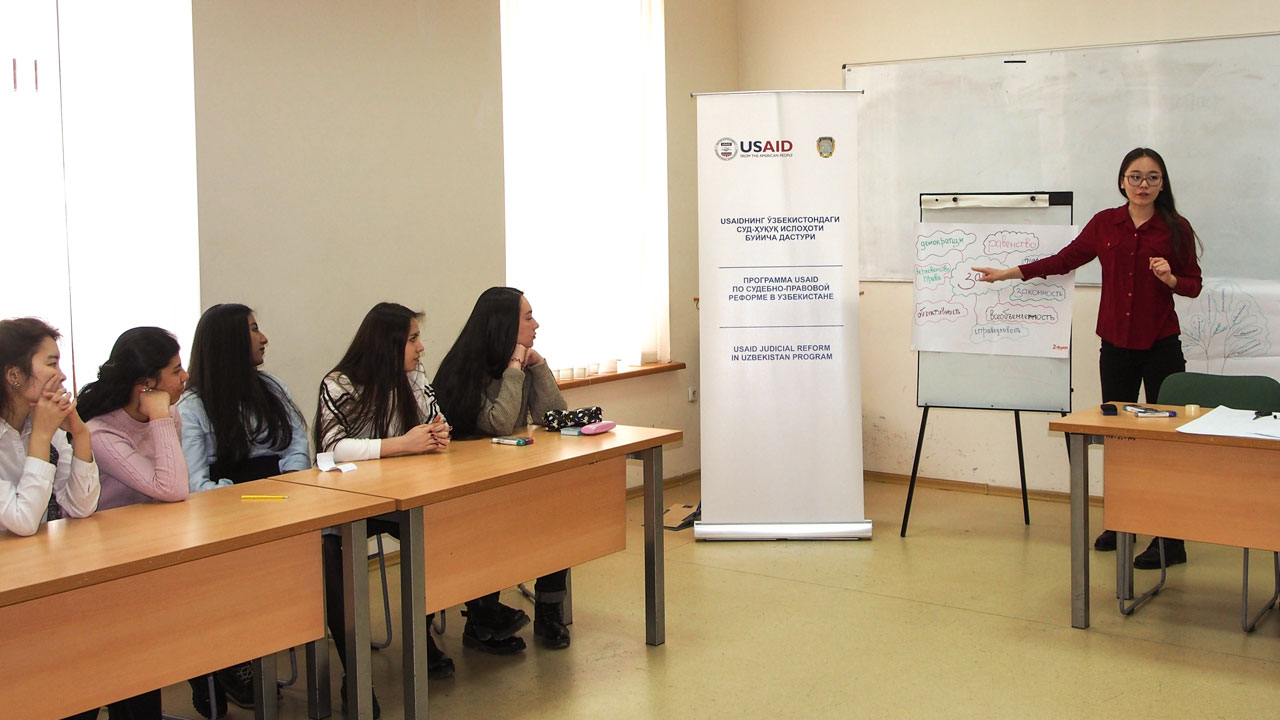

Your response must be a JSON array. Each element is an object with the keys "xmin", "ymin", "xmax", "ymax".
[{"xmin": 556, "ymin": 361, "xmax": 686, "ymax": 390}]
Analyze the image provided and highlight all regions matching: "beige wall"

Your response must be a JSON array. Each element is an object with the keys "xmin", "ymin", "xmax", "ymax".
[
  {"xmin": 734, "ymin": 0, "xmax": 1280, "ymax": 494},
  {"xmin": 192, "ymin": 0, "xmax": 737, "ymax": 485}
]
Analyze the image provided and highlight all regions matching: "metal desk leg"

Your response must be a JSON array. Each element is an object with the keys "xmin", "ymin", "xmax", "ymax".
[
  {"xmin": 562, "ymin": 568, "xmax": 573, "ymax": 625},
  {"xmin": 342, "ymin": 519, "xmax": 373, "ymax": 719},
  {"xmin": 305, "ymin": 639, "xmax": 330, "ymax": 720},
  {"xmin": 251, "ymin": 652, "xmax": 278, "ymax": 720},
  {"xmin": 396, "ymin": 508, "xmax": 428, "ymax": 720},
  {"xmin": 1068, "ymin": 433, "xmax": 1091, "ymax": 629},
  {"xmin": 632, "ymin": 446, "xmax": 665, "ymax": 646}
]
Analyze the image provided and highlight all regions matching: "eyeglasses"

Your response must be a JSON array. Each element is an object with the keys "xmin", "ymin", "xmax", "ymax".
[{"xmin": 1124, "ymin": 173, "xmax": 1163, "ymax": 187}]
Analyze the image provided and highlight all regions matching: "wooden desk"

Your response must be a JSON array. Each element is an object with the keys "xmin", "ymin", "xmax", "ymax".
[
  {"xmin": 0, "ymin": 478, "xmax": 394, "ymax": 720},
  {"xmin": 1050, "ymin": 405, "xmax": 1280, "ymax": 629},
  {"xmin": 280, "ymin": 425, "xmax": 682, "ymax": 720}
]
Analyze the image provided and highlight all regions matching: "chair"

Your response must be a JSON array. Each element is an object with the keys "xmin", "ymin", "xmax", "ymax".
[{"xmin": 1152, "ymin": 371, "xmax": 1280, "ymax": 631}]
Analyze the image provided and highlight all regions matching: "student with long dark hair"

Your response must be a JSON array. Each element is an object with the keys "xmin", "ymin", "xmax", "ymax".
[
  {"xmin": 78, "ymin": 327, "xmax": 190, "ymax": 510},
  {"xmin": 180, "ymin": 304, "xmax": 309, "ymax": 488},
  {"xmin": 0, "ymin": 318, "xmax": 98, "ymax": 537},
  {"xmin": 434, "ymin": 287, "xmax": 572, "ymax": 650},
  {"xmin": 69, "ymin": 327, "xmax": 188, "ymax": 720},
  {"xmin": 177, "ymin": 304, "xmax": 310, "ymax": 715},
  {"xmin": 315, "ymin": 302, "xmax": 455, "ymax": 716},
  {"xmin": 974, "ymin": 147, "xmax": 1203, "ymax": 569}
]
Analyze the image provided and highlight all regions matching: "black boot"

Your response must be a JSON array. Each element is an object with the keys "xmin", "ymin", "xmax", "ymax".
[
  {"xmin": 188, "ymin": 675, "xmax": 227, "ymax": 720},
  {"xmin": 216, "ymin": 662, "xmax": 254, "ymax": 709},
  {"xmin": 533, "ymin": 601, "xmax": 571, "ymax": 649},
  {"xmin": 1134, "ymin": 537, "xmax": 1187, "ymax": 569},
  {"xmin": 1093, "ymin": 529, "xmax": 1117, "ymax": 551},
  {"xmin": 427, "ymin": 633, "xmax": 455, "ymax": 679},
  {"xmin": 461, "ymin": 597, "xmax": 529, "ymax": 655}
]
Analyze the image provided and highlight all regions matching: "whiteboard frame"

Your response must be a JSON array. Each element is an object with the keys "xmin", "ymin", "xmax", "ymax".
[{"xmin": 915, "ymin": 192, "xmax": 1074, "ymax": 413}]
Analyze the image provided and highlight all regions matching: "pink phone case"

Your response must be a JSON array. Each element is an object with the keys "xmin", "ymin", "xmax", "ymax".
[{"xmin": 580, "ymin": 420, "xmax": 616, "ymax": 435}]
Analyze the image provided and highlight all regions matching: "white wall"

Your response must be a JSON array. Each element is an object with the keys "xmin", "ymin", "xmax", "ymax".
[{"xmin": 735, "ymin": 0, "xmax": 1280, "ymax": 494}]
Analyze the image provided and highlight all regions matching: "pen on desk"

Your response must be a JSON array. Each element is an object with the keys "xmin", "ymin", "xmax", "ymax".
[
  {"xmin": 241, "ymin": 494, "xmax": 289, "ymax": 501},
  {"xmin": 1254, "ymin": 411, "xmax": 1277, "ymax": 421}
]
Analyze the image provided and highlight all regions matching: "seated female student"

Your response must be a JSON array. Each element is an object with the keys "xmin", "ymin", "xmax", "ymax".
[
  {"xmin": 434, "ymin": 287, "xmax": 572, "ymax": 651},
  {"xmin": 315, "ymin": 302, "xmax": 454, "ymax": 714},
  {"xmin": 177, "ymin": 304, "xmax": 310, "ymax": 716},
  {"xmin": 71, "ymin": 327, "xmax": 189, "ymax": 720},
  {"xmin": 1, "ymin": 318, "xmax": 99, "ymax": 537}
]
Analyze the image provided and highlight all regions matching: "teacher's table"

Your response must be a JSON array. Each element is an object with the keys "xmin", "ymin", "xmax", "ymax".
[
  {"xmin": 0, "ymin": 478, "xmax": 393, "ymax": 720},
  {"xmin": 279, "ymin": 425, "xmax": 682, "ymax": 720},
  {"xmin": 1051, "ymin": 405, "xmax": 1280, "ymax": 629}
]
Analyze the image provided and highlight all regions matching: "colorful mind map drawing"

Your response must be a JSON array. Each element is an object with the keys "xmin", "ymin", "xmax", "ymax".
[{"xmin": 912, "ymin": 223, "xmax": 1075, "ymax": 358}]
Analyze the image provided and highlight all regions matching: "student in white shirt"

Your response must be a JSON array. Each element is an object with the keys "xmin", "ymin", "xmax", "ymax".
[{"xmin": 0, "ymin": 317, "xmax": 98, "ymax": 537}]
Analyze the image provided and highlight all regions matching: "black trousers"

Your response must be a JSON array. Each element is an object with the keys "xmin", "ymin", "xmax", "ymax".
[
  {"xmin": 320, "ymin": 518, "xmax": 568, "ymax": 668},
  {"xmin": 62, "ymin": 690, "xmax": 161, "ymax": 720},
  {"xmin": 1099, "ymin": 334, "xmax": 1186, "ymax": 405}
]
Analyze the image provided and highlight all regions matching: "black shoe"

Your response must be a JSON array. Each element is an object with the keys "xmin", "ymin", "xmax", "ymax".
[
  {"xmin": 427, "ymin": 633, "xmax": 455, "ymax": 679},
  {"xmin": 216, "ymin": 662, "xmax": 255, "ymax": 709},
  {"xmin": 189, "ymin": 675, "xmax": 227, "ymax": 720},
  {"xmin": 533, "ymin": 601, "xmax": 571, "ymax": 649},
  {"xmin": 462, "ymin": 621, "xmax": 527, "ymax": 654},
  {"xmin": 339, "ymin": 677, "xmax": 381, "ymax": 720},
  {"xmin": 1134, "ymin": 537, "xmax": 1187, "ymax": 569},
  {"xmin": 1093, "ymin": 529, "xmax": 1117, "ymax": 551},
  {"xmin": 463, "ymin": 598, "xmax": 530, "ymax": 641}
]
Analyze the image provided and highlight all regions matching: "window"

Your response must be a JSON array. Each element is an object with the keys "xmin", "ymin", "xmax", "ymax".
[
  {"xmin": 1, "ymin": 2, "xmax": 199, "ymax": 390},
  {"xmin": 500, "ymin": 0, "xmax": 670, "ymax": 377}
]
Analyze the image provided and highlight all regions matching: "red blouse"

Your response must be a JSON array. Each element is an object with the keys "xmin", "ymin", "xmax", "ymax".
[{"xmin": 1018, "ymin": 205, "xmax": 1202, "ymax": 350}]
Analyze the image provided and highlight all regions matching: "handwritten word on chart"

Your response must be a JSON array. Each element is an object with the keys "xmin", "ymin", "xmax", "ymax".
[{"xmin": 911, "ymin": 223, "xmax": 1075, "ymax": 358}]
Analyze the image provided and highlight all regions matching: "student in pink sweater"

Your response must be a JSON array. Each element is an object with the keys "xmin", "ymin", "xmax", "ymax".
[{"xmin": 78, "ymin": 327, "xmax": 190, "ymax": 512}]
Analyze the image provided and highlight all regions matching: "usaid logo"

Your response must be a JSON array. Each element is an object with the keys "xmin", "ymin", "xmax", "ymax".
[{"xmin": 714, "ymin": 137, "xmax": 794, "ymax": 160}]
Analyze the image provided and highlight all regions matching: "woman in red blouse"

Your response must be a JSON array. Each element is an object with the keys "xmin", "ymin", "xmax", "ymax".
[{"xmin": 974, "ymin": 147, "xmax": 1203, "ymax": 569}]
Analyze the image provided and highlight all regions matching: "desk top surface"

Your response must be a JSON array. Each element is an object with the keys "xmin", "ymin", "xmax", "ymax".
[
  {"xmin": 278, "ymin": 424, "xmax": 682, "ymax": 509},
  {"xmin": 0, "ymin": 478, "xmax": 394, "ymax": 608},
  {"xmin": 1050, "ymin": 403, "xmax": 1280, "ymax": 451}
]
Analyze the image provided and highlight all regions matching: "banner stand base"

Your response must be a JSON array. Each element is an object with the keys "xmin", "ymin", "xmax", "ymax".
[{"xmin": 693, "ymin": 521, "xmax": 873, "ymax": 541}]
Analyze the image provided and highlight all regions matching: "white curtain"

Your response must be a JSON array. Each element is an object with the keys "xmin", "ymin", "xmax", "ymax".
[{"xmin": 500, "ymin": 0, "xmax": 670, "ymax": 377}]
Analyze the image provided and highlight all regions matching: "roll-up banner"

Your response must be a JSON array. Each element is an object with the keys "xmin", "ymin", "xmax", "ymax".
[{"xmin": 695, "ymin": 91, "xmax": 870, "ymax": 540}]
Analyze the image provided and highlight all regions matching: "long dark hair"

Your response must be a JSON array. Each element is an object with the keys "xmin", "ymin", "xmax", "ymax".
[
  {"xmin": 0, "ymin": 318, "xmax": 62, "ymax": 422},
  {"xmin": 187, "ymin": 304, "xmax": 302, "ymax": 465},
  {"xmin": 433, "ymin": 287, "xmax": 524, "ymax": 437},
  {"xmin": 1117, "ymin": 147, "xmax": 1201, "ymax": 263},
  {"xmin": 77, "ymin": 327, "xmax": 180, "ymax": 422},
  {"xmin": 314, "ymin": 302, "xmax": 424, "ymax": 448}
]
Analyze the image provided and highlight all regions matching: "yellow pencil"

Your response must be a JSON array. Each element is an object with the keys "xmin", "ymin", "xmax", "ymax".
[{"xmin": 241, "ymin": 494, "xmax": 289, "ymax": 501}]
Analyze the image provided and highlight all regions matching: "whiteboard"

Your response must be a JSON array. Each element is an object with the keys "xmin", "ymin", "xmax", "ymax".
[
  {"xmin": 844, "ymin": 33, "xmax": 1280, "ymax": 283},
  {"xmin": 916, "ymin": 195, "xmax": 1072, "ymax": 412}
]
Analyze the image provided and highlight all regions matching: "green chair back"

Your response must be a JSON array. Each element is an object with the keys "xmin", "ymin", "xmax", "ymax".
[{"xmin": 1158, "ymin": 372, "xmax": 1280, "ymax": 413}]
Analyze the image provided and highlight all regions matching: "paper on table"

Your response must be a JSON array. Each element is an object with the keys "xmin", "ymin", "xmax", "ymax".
[
  {"xmin": 1176, "ymin": 406, "xmax": 1280, "ymax": 440},
  {"xmin": 316, "ymin": 452, "xmax": 357, "ymax": 473}
]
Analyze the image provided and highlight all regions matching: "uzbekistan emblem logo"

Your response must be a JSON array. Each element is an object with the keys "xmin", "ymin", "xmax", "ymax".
[
  {"xmin": 715, "ymin": 137, "xmax": 737, "ymax": 160},
  {"xmin": 817, "ymin": 136, "xmax": 835, "ymax": 158}
]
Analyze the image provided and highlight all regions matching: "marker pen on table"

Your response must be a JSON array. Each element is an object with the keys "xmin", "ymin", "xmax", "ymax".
[
  {"xmin": 491, "ymin": 437, "xmax": 533, "ymax": 446},
  {"xmin": 241, "ymin": 494, "xmax": 289, "ymax": 501}
]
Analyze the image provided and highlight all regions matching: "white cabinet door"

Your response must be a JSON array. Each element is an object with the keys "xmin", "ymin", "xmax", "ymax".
[{"xmin": 0, "ymin": 0, "xmax": 75, "ymax": 371}]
